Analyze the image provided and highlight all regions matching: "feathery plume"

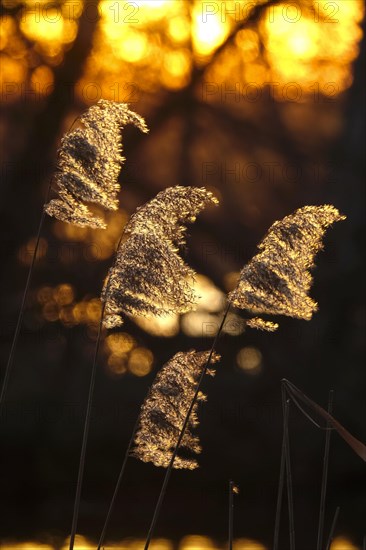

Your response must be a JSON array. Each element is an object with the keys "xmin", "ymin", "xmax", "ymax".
[
  {"xmin": 45, "ymin": 99, "xmax": 148, "ymax": 228},
  {"xmin": 229, "ymin": 205, "xmax": 345, "ymax": 328},
  {"xmin": 246, "ymin": 317, "xmax": 279, "ymax": 332},
  {"xmin": 101, "ymin": 186, "xmax": 218, "ymax": 328},
  {"xmin": 131, "ymin": 350, "xmax": 220, "ymax": 470}
]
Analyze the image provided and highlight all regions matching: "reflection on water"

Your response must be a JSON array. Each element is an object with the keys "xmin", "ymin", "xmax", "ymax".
[{"xmin": 0, "ymin": 535, "xmax": 361, "ymax": 549}]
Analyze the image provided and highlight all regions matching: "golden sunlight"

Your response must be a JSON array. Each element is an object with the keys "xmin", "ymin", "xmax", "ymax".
[
  {"xmin": 192, "ymin": 2, "xmax": 232, "ymax": 57},
  {"xmin": 236, "ymin": 347, "xmax": 263, "ymax": 374},
  {"xmin": 330, "ymin": 536, "xmax": 360, "ymax": 550},
  {"xmin": 2, "ymin": 538, "xmax": 269, "ymax": 550}
]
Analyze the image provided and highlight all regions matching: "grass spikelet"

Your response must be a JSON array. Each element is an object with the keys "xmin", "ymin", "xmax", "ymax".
[
  {"xmin": 44, "ymin": 100, "xmax": 148, "ymax": 228},
  {"xmin": 131, "ymin": 350, "xmax": 220, "ymax": 470},
  {"xmin": 102, "ymin": 186, "xmax": 218, "ymax": 328},
  {"xmin": 229, "ymin": 205, "xmax": 345, "ymax": 326}
]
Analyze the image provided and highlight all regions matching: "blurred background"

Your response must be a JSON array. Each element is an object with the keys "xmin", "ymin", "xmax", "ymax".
[{"xmin": 0, "ymin": 0, "xmax": 365, "ymax": 549}]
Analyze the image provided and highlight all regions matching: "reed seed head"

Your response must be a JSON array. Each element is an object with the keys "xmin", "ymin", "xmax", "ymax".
[
  {"xmin": 45, "ymin": 100, "xmax": 148, "ymax": 228},
  {"xmin": 131, "ymin": 350, "xmax": 220, "ymax": 469},
  {"xmin": 102, "ymin": 186, "xmax": 218, "ymax": 328},
  {"xmin": 229, "ymin": 205, "xmax": 345, "ymax": 329}
]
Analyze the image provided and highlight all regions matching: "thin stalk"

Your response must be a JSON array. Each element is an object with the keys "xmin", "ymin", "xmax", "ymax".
[
  {"xmin": 282, "ymin": 386, "xmax": 295, "ymax": 550},
  {"xmin": 0, "ymin": 115, "xmax": 80, "ymax": 414},
  {"xmin": 144, "ymin": 301, "xmax": 232, "ymax": 550},
  {"xmin": 69, "ymin": 227, "xmax": 126, "ymax": 550},
  {"xmin": 97, "ymin": 411, "xmax": 142, "ymax": 550},
  {"xmin": 317, "ymin": 390, "xmax": 334, "ymax": 550},
  {"xmin": 273, "ymin": 387, "xmax": 288, "ymax": 550},
  {"xmin": 325, "ymin": 506, "xmax": 340, "ymax": 550},
  {"xmin": 68, "ymin": 301, "xmax": 106, "ymax": 550},
  {"xmin": 0, "ymin": 183, "xmax": 52, "ymax": 413},
  {"xmin": 228, "ymin": 480, "xmax": 234, "ymax": 550}
]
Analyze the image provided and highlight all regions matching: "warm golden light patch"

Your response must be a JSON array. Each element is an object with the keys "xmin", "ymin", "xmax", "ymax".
[
  {"xmin": 0, "ymin": 55, "xmax": 26, "ymax": 102},
  {"xmin": 0, "ymin": 15, "xmax": 16, "ymax": 50},
  {"xmin": 194, "ymin": 274, "xmax": 225, "ymax": 313},
  {"xmin": 330, "ymin": 537, "xmax": 359, "ymax": 550},
  {"xmin": 53, "ymin": 284, "xmax": 74, "ymax": 306},
  {"xmin": 105, "ymin": 332, "xmax": 136, "ymax": 354},
  {"xmin": 42, "ymin": 300, "xmax": 59, "ymax": 322},
  {"xmin": 18, "ymin": 237, "xmax": 48, "ymax": 264},
  {"xmin": 181, "ymin": 311, "xmax": 218, "ymax": 338},
  {"xmin": 20, "ymin": 11, "xmax": 71, "ymax": 42},
  {"xmin": 113, "ymin": 30, "xmax": 148, "ymax": 62},
  {"xmin": 262, "ymin": 1, "xmax": 364, "ymax": 97},
  {"xmin": 107, "ymin": 352, "xmax": 128, "ymax": 374},
  {"xmin": 2, "ymin": 544, "xmax": 53, "ymax": 550},
  {"xmin": 179, "ymin": 535, "xmax": 219, "ymax": 550},
  {"xmin": 235, "ymin": 29, "xmax": 260, "ymax": 62},
  {"xmin": 61, "ymin": 535, "xmax": 93, "ymax": 550},
  {"xmin": 31, "ymin": 64, "xmax": 54, "ymax": 96},
  {"xmin": 224, "ymin": 271, "xmax": 241, "ymax": 292},
  {"xmin": 236, "ymin": 347, "xmax": 262, "ymax": 374},
  {"xmin": 233, "ymin": 540, "xmax": 267, "ymax": 550},
  {"xmin": 168, "ymin": 16, "xmax": 191, "ymax": 43},
  {"xmin": 192, "ymin": 2, "xmax": 232, "ymax": 57},
  {"xmin": 134, "ymin": 313, "xmax": 180, "ymax": 337},
  {"xmin": 128, "ymin": 347, "xmax": 154, "ymax": 376}
]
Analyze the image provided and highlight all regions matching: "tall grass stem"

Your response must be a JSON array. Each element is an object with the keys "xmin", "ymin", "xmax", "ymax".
[
  {"xmin": 68, "ymin": 302, "xmax": 106, "ymax": 550},
  {"xmin": 143, "ymin": 302, "xmax": 231, "ymax": 549},
  {"xmin": 282, "ymin": 386, "xmax": 295, "ymax": 550},
  {"xmin": 69, "ymin": 226, "xmax": 126, "ymax": 550},
  {"xmin": 0, "ymin": 185, "xmax": 51, "ymax": 413},
  {"xmin": 228, "ymin": 480, "xmax": 234, "ymax": 550},
  {"xmin": 97, "ymin": 412, "xmax": 142, "ymax": 550},
  {"xmin": 273, "ymin": 387, "xmax": 288, "ymax": 550},
  {"xmin": 317, "ymin": 390, "xmax": 334, "ymax": 550},
  {"xmin": 1, "ymin": 115, "xmax": 79, "ymax": 414},
  {"xmin": 325, "ymin": 506, "xmax": 340, "ymax": 550}
]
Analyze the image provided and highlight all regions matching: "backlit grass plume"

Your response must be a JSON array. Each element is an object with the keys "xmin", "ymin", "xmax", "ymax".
[
  {"xmin": 229, "ymin": 205, "xmax": 345, "ymax": 329},
  {"xmin": 44, "ymin": 100, "xmax": 148, "ymax": 229},
  {"xmin": 131, "ymin": 350, "xmax": 220, "ymax": 470},
  {"xmin": 101, "ymin": 186, "xmax": 218, "ymax": 328}
]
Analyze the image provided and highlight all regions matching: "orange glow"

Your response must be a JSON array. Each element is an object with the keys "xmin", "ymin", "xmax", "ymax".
[
  {"xmin": 0, "ymin": 55, "xmax": 27, "ymax": 102},
  {"xmin": 0, "ymin": 15, "xmax": 16, "ymax": 50},
  {"xmin": 162, "ymin": 49, "xmax": 192, "ymax": 89},
  {"xmin": 236, "ymin": 347, "xmax": 263, "ymax": 374},
  {"xmin": 18, "ymin": 237, "xmax": 48, "ymax": 264},
  {"xmin": 261, "ymin": 1, "xmax": 364, "ymax": 97},
  {"xmin": 2, "ymin": 544, "xmax": 53, "ymax": 550},
  {"xmin": 330, "ymin": 537, "xmax": 359, "ymax": 550},
  {"xmin": 128, "ymin": 346, "xmax": 154, "ymax": 376},
  {"xmin": 53, "ymin": 283, "xmax": 74, "ymax": 306},
  {"xmin": 192, "ymin": 2, "xmax": 232, "ymax": 58},
  {"xmin": 2, "ymin": 538, "xmax": 267, "ymax": 550},
  {"xmin": 108, "ymin": 352, "xmax": 128, "ymax": 375},
  {"xmin": 20, "ymin": 10, "xmax": 77, "ymax": 57},
  {"xmin": 61, "ymin": 535, "xmax": 93, "ymax": 550},
  {"xmin": 233, "ymin": 540, "xmax": 267, "ymax": 550},
  {"xmin": 105, "ymin": 332, "xmax": 136, "ymax": 354},
  {"xmin": 31, "ymin": 64, "xmax": 54, "ymax": 96},
  {"xmin": 179, "ymin": 535, "xmax": 219, "ymax": 550},
  {"xmin": 194, "ymin": 274, "xmax": 225, "ymax": 313},
  {"xmin": 0, "ymin": 0, "xmax": 364, "ymax": 104},
  {"xmin": 134, "ymin": 313, "xmax": 180, "ymax": 337}
]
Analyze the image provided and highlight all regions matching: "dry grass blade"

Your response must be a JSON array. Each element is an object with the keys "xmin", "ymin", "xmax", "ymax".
[
  {"xmin": 131, "ymin": 350, "xmax": 220, "ymax": 470},
  {"xmin": 317, "ymin": 391, "xmax": 334, "ymax": 550},
  {"xmin": 45, "ymin": 100, "xmax": 148, "ymax": 228},
  {"xmin": 283, "ymin": 379, "xmax": 366, "ymax": 462},
  {"xmin": 229, "ymin": 205, "xmax": 345, "ymax": 328},
  {"xmin": 102, "ymin": 186, "xmax": 218, "ymax": 328}
]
